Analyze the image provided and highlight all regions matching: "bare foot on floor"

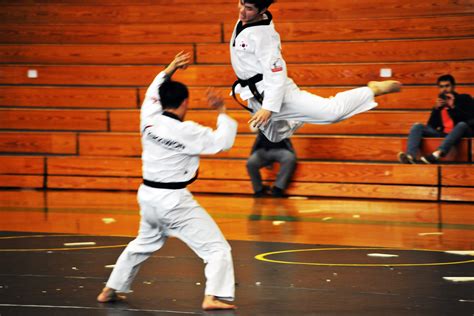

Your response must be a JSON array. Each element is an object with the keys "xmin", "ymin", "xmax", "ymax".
[
  {"xmin": 97, "ymin": 287, "xmax": 126, "ymax": 303},
  {"xmin": 202, "ymin": 295, "xmax": 237, "ymax": 310}
]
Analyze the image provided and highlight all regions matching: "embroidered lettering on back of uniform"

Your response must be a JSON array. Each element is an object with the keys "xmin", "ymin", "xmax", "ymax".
[{"xmin": 145, "ymin": 130, "xmax": 186, "ymax": 152}]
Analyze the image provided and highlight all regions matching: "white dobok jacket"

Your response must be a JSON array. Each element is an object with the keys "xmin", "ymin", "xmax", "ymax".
[
  {"xmin": 230, "ymin": 11, "xmax": 294, "ymax": 113},
  {"xmin": 140, "ymin": 71, "xmax": 238, "ymax": 184}
]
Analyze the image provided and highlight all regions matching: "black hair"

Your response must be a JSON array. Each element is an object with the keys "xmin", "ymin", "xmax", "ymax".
[
  {"xmin": 437, "ymin": 74, "xmax": 456, "ymax": 86},
  {"xmin": 243, "ymin": 0, "xmax": 275, "ymax": 12},
  {"xmin": 159, "ymin": 80, "xmax": 189, "ymax": 109}
]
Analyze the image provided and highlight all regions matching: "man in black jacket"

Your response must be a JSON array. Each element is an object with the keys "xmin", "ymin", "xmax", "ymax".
[
  {"xmin": 247, "ymin": 131, "xmax": 296, "ymax": 197},
  {"xmin": 398, "ymin": 75, "xmax": 474, "ymax": 164}
]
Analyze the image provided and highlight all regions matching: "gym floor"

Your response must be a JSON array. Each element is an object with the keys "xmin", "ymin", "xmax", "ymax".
[{"xmin": 0, "ymin": 190, "xmax": 473, "ymax": 315}]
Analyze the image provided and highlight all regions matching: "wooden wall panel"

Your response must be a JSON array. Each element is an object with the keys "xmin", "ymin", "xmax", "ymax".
[
  {"xmin": 224, "ymin": 16, "xmax": 474, "ymax": 41},
  {"xmin": 197, "ymin": 39, "xmax": 474, "ymax": 64},
  {"xmin": 0, "ymin": 156, "xmax": 44, "ymax": 174},
  {"xmin": 441, "ymin": 166, "xmax": 474, "ymax": 186},
  {"xmin": 0, "ymin": 2, "xmax": 472, "ymax": 24},
  {"xmin": 442, "ymin": 187, "xmax": 474, "ymax": 202},
  {"xmin": 45, "ymin": 156, "xmax": 438, "ymax": 185},
  {"xmin": 0, "ymin": 44, "xmax": 195, "ymax": 65},
  {"xmin": 0, "ymin": 132, "xmax": 77, "ymax": 154},
  {"xmin": 139, "ymin": 86, "xmax": 474, "ymax": 110},
  {"xmin": 0, "ymin": 24, "xmax": 221, "ymax": 44},
  {"xmin": 48, "ymin": 156, "xmax": 140, "ymax": 177},
  {"xmin": 0, "ymin": 109, "xmax": 108, "ymax": 131},
  {"xmin": 77, "ymin": 133, "xmax": 470, "ymax": 162},
  {"xmin": 0, "ymin": 174, "xmax": 44, "ymax": 188},
  {"xmin": 191, "ymin": 180, "xmax": 438, "ymax": 201},
  {"xmin": 1, "ymin": 62, "xmax": 473, "ymax": 86},
  {"xmin": 45, "ymin": 176, "xmax": 437, "ymax": 201},
  {"xmin": 110, "ymin": 109, "xmax": 429, "ymax": 135},
  {"xmin": 0, "ymin": 86, "xmax": 137, "ymax": 108}
]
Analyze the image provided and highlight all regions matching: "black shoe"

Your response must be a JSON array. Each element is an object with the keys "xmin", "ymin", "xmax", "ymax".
[
  {"xmin": 397, "ymin": 152, "xmax": 415, "ymax": 164},
  {"xmin": 271, "ymin": 187, "xmax": 286, "ymax": 198},
  {"xmin": 253, "ymin": 190, "xmax": 265, "ymax": 198},
  {"xmin": 253, "ymin": 185, "xmax": 271, "ymax": 198},
  {"xmin": 420, "ymin": 154, "xmax": 439, "ymax": 164}
]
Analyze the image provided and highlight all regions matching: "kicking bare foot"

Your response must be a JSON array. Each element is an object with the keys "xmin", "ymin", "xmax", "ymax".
[
  {"xmin": 97, "ymin": 287, "xmax": 126, "ymax": 303},
  {"xmin": 202, "ymin": 295, "xmax": 237, "ymax": 310},
  {"xmin": 368, "ymin": 80, "xmax": 402, "ymax": 96}
]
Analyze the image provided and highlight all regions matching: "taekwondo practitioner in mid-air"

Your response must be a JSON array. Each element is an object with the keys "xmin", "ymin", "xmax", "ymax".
[
  {"xmin": 97, "ymin": 52, "xmax": 238, "ymax": 311},
  {"xmin": 231, "ymin": 0, "xmax": 402, "ymax": 142}
]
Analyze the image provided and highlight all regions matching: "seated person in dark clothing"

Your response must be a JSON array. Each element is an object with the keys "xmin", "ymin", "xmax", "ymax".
[
  {"xmin": 398, "ymin": 74, "xmax": 474, "ymax": 164},
  {"xmin": 247, "ymin": 131, "xmax": 296, "ymax": 197}
]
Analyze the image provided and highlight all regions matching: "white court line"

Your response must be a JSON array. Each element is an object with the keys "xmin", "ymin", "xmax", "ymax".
[
  {"xmin": 63, "ymin": 242, "xmax": 96, "ymax": 246},
  {"xmin": 445, "ymin": 251, "xmax": 474, "ymax": 256},
  {"xmin": 0, "ymin": 303, "xmax": 200, "ymax": 314},
  {"xmin": 367, "ymin": 253, "xmax": 399, "ymax": 258},
  {"xmin": 418, "ymin": 232, "xmax": 444, "ymax": 236},
  {"xmin": 443, "ymin": 277, "xmax": 474, "ymax": 283}
]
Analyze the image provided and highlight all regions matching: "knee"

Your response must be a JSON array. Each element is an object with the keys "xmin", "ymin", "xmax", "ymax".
[
  {"xmin": 325, "ymin": 110, "xmax": 343, "ymax": 123},
  {"xmin": 455, "ymin": 121, "xmax": 469, "ymax": 130},
  {"xmin": 246, "ymin": 154, "xmax": 259, "ymax": 169},
  {"xmin": 411, "ymin": 123, "xmax": 424, "ymax": 131},
  {"xmin": 207, "ymin": 246, "xmax": 232, "ymax": 263},
  {"xmin": 279, "ymin": 151, "xmax": 297, "ymax": 165}
]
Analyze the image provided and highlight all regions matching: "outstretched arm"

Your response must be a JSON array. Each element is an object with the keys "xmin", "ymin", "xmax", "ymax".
[{"xmin": 141, "ymin": 52, "xmax": 192, "ymax": 128}]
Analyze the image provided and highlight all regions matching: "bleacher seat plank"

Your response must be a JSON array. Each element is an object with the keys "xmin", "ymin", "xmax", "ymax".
[
  {"xmin": 197, "ymin": 39, "xmax": 474, "ymax": 64},
  {"xmin": 442, "ymin": 187, "xmax": 474, "ymax": 202},
  {"xmin": 0, "ymin": 86, "xmax": 137, "ymax": 109},
  {"xmin": 1, "ymin": 62, "xmax": 473, "ymax": 86},
  {"xmin": 77, "ymin": 133, "xmax": 470, "ymax": 162},
  {"xmin": 0, "ymin": 44, "xmax": 195, "ymax": 65},
  {"xmin": 0, "ymin": 189, "xmax": 45, "ymax": 208},
  {"xmin": 0, "ymin": 2, "xmax": 472, "ymax": 24},
  {"xmin": 46, "ymin": 156, "xmax": 438, "ymax": 185},
  {"xmin": 3, "ymin": 40, "xmax": 471, "ymax": 65},
  {"xmin": 0, "ymin": 23, "xmax": 221, "ymax": 44},
  {"xmin": 0, "ymin": 156, "xmax": 44, "ymax": 175},
  {"xmin": 45, "ymin": 175, "xmax": 436, "ymax": 201},
  {"xmin": 0, "ymin": 174, "xmax": 44, "ymax": 188},
  {"xmin": 48, "ymin": 156, "xmax": 140, "ymax": 177},
  {"xmin": 224, "ymin": 15, "xmax": 474, "ymax": 41},
  {"xmin": 441, "ymin": 166, "xmax": 474, "ymax": 187},
  {"xmin": 46, "ymin": 190, "xmax": 137, "ymax": 209},
  {"xmin": 199, "ymin": 159, "xmax": 439, "ymax": 185},
  {"xmin": 137, "ymin": 86, "xmax": 474, "ymax": 111},
  {"xmin": 0, "ymin": 109, "xmax": 108, "ymax": 131},
  {"xmin": 48, "ymin": 175, "xmax": 140, "ymax": 190},
  {"xmin": 110, "ymin": 109, "xmax": 429, "ymax": 135},
  {"xmin": 190, "ymin": 180, "xmax": 438, "ymax": 201},
  {"xmin": 0, "ymin": 132, "xmax": 77, "ymax": 154}
]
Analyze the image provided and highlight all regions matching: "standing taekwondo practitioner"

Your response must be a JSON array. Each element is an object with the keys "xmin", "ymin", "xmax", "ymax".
[
  {"xmin": 97, "ymin": 52, "xmax": 238, "ymax": 311},
  {"xmin": 231, "ymin": 0, "xmax": 402, "ymax": 142}
]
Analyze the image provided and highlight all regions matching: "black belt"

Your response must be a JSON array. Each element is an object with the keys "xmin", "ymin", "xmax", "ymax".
[
  {"xmin": 231, "ymin": 74, "xmax": 264, "ymax": 112},
  {"xmin": 143, "ymin": 171, "xmax": 198, "ymax": 190}
]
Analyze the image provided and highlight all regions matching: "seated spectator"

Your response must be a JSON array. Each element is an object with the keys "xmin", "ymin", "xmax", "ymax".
[
  {"xmin": 398, "ymin": 74, "xmax": 474, "ymax": 164},
  {"xmin": 247, "ymin": 131, "xmax": 296, "ymax": 197}
]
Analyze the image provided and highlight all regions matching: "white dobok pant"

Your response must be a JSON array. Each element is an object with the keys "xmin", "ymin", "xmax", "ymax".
[
  {"xmin": 106, "ymin": 184, "xmax": 235, "ymax": 301},
  {"xmin": 249, "ymin": 83, "xmax": 377, "ymax": 142}
]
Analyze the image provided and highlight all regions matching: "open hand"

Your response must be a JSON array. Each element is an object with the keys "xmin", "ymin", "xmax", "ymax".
[
  {"xmin": 248, "ymin": 108, "xmax": 272, "ymax": 128},
  {"xmin": 206, "ymin": 88, "xmax": 225, "ymax": 113},
  {"xmin": 165, "ymin": 51, "xmax": 192, "ymax": 76},
  {"xmin": 171, "ymin": 51, "xmax": 192, "ymax": 70}
]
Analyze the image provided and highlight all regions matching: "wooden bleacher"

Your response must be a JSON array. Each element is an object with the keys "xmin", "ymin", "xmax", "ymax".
[{"xmin": 0, "ymin": 0, "xmax": 473, "ymax": 201}]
